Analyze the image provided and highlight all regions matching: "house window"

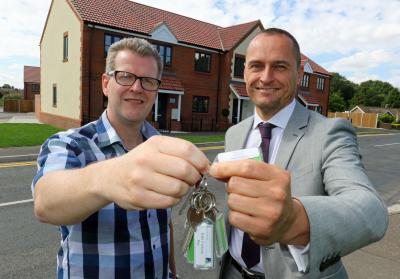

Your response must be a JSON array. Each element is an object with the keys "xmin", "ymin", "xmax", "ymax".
[
  {"xmin": 317, "ymin": 77, "xmax": 325, "ymax": 91},
  {"xmin": 52, "ymin": 84, "xmax": 57, "ymax": 107},
  {"xmin": 195, "ymin": 52, "xmax": 211, "ymax": 73},
  {"xmin": 32, "ymin": 84, "xmax": 40, "ymax": 92},
  {"xmin": 301, "ymin": 74, "xmax": 310, "ymax": 88},
  {"xmin": 154, "ymin": 44, "xmax": 172, "ymax": 67},
  {"xmin": 234, "ymin": 55, "xmax": 245, "ymax": 78},
  {"xmin": 63, "ymin": 33, "xmax": 68, "ymax": 61},
  {"xmin": 104, "ymin": 34, "xmax": 122, "ymax": 57},
  {"xmin": 192, "ymin": 96, "xmax": 209, "ymax": 113}
]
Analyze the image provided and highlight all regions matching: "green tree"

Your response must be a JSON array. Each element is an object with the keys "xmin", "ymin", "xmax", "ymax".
[
  {"xmin": 386, "ymin": 88, "xmax": 400, "ymax": 108},
  {"xmin": 330, "ymin": 73, "xmax": 357, "ymax": 108},
  {"xmin": 350, "ymin": 80, "xmax": 397, "ymax": 107},
  {"xmin": 328, "ymin": 91, "xmax": 346, "ymax": 112}
]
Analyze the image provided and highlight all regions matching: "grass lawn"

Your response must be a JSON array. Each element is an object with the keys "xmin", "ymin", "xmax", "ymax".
[
  {"xmin": 175, "ymin": 134, "xmax": 224, "ymax": 143},
  {"xmin": 0, "ymin": 123, "xmax": 64, "ymax": 148},
  {"xmin": 0, "ymin": 123, "xmax": 224, "ymax": 148}
]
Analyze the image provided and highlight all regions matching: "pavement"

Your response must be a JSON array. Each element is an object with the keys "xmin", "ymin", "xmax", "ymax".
[
  {"xmin": 0, "ymin": 107, "xmax": 41, "ymax": 124},
  {"xmin": 1, "ymin": 109, "xmax": 400, "ymax": 278}
]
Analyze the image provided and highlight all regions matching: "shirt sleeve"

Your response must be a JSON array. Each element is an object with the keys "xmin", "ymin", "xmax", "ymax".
[
  {"xmin": 288, "ymin": 243, "xmax": 310, "ymax": 272},
  {"xmin": 31, "ymin": 133, "xmax": 84, "ymax": 195}
]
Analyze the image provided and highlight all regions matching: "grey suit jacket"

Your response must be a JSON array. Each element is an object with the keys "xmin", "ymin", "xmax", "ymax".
[{"xmin": 220, "ymin": 101, "xmax": 388, "ymax": 279}]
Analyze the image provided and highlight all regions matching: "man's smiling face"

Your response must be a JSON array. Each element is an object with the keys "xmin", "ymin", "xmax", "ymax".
[
  {"xmin": 102, "ymin": 49, "xmax": 158, "ymax": 127},
  {"xmin": 244, "ymin": 33, "xmax": 300, "ymax": 121}
]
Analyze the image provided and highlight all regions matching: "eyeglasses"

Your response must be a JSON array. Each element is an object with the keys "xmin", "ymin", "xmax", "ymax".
[{"xmin": 108, "ymin": 70, "xmax": 161, "ymax": 91}]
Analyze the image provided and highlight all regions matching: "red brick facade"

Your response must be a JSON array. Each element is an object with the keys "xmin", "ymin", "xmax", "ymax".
[
  {"xmin": 80, "ymin": 26, "xmax": 235, "ymax": 131},
  {"xmin": 298, "ymin": 73, "xmax": 331, "ymax": 116},
  {"xmin": 40, "ymin": 0, "xmax": 331, "ymax": 130},
  {"xmin": 23, "ymin": 66, "xmax": 40, "ymax": 101}
]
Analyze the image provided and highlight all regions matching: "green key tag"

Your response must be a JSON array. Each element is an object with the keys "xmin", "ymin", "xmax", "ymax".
[
  {"xmin": 193, "ymin": 218, "xmax": 215, "ymax": 270},
  {"xmin": 186, "ymin": 235, "xmax": 195, "ymax": 264},
  {"xmin": 214, "ymin": 212, "xmax": 228, "ymax": 257},
  {"xmin": 216, "ymin": 147, "xmax": 263, "ymax": 162}
]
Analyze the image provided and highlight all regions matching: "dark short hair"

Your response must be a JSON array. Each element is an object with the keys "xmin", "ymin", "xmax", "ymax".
[{"xmin": 258, "ymin": 28, "xmax": 301, "ymax": 68}]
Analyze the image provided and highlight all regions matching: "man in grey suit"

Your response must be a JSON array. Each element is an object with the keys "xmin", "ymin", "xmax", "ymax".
[{"xmin": 209, "ymin": 28, "xmax": 388, "ymax": 278}]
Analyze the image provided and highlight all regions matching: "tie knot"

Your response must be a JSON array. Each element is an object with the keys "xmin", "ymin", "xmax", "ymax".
[{"xmin": 258, "ymin": 122, "xmax": 275, "ymax": 139}]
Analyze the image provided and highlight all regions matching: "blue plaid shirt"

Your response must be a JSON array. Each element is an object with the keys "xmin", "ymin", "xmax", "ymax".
[{"xmin": 32, "ymin": 111, "xmax": 172, "ymax": 279}]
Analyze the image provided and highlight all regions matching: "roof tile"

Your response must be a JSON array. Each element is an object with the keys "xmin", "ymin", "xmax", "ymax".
[
  {"xmin": 71, "ymin": 0, "xmax": 260, "ymax": 50},
  {"xmin": 230, "ymin": 82, "xmax": 247, "ymax": 97},
  {"xmin": 301, "ymin": 54, "xmax": 330, "ymax": 76},
  {"xmin": 24, "ymin": 66, "xmax": 40, "ymax": 83},
  {"xmin": 160, "ymin": 75, "xmax": 184, "ymax": 91}
]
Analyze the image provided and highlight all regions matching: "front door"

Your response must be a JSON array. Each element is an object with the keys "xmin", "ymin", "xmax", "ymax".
[
  {"xmin": 232, "ymin": 98, "xmax": 239, "ymax": 124},
  {"xmin": 157, "ymin": 93, "xmax": 168, "ymax": 129}
]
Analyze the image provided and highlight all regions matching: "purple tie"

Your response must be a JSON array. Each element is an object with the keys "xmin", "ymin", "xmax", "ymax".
[{"xmin": 241, "ymin": 122, "xmax": 275, "ymax": 269}]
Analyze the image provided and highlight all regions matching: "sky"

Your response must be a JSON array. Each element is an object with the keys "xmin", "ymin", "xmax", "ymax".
[{"xmin": 0, "ymin": 0, "xmax": 399, "ymax": 89}]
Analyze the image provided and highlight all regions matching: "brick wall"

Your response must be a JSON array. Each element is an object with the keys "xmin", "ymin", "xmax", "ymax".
[{"xmin": 82, "ymin": 26, "xmax": 225, "ymax": 131}]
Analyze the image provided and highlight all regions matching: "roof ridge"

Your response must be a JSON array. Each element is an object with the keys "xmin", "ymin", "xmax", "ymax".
[
  {"xmin": 218, "ymin": 19, "xmax": 260, "ymax": 30},
  {"xmin": 128, "ymin": 0, "xmax": 222, "ymax": 28}
]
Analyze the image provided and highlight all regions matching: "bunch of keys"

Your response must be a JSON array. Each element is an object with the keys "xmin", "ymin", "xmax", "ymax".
[{"xmin": 180, "ymin": 176, "xmax": 228, "ymax": 270}]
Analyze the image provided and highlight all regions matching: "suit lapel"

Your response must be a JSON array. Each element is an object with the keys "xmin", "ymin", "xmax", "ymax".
[
  {"xmin": 274, "ymin": 102, "xmax": 309, "ymax": 170},
  {"xmin": 226, "ymin": 116, "xmax": 253, "ymax": 151}
]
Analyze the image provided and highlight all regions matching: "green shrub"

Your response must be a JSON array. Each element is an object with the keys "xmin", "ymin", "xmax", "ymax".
[
  {"xmin": 378, "ymin": 114, "xmax": 395, "ymax": 124},
  {"xmin": 4, "ymin": 92, "xmax": 22, "ymax": 100},
  {"xmin": 221, "ymin": 108, "xmax": 230, "ymax": 117}
]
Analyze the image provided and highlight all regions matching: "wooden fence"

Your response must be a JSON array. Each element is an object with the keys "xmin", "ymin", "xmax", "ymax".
[
  {"xmin": 4, "ymin": 99, "xmax": 34, "ymax": 113},
  {"xmin": 328, "ymin": 112, "xmax": 378, "ymax": 128}
]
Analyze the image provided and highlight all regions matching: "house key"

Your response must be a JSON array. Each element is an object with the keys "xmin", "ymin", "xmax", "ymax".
[{"xmin": 181, "ymin": 205, "xmax": 204, "ymax": 254}]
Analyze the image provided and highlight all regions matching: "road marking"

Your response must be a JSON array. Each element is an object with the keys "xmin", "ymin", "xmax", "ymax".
[
  {"xmin": 0, "ymin": 199, "xmax": 33, "ymax": 208},
  {"xmin": 0, "ymin": 153, "xmax": 38, "ymax": 159},
  {"xmin": 0, "ymin": 161, "xmax": 36, "ymax": 169},
  {"xmin": 196, "ymin": 141, "xmax": 224, "ymax": 145},
  {"xmin": 388, "ymin": 204, "xmax": 400, "ymax": 215},
  {"xmin": 199, "ymin": 146, "xmax": 224, "ymax": 151},
  {"xmin": 358, "ymin": 133, "xmax": 399, "ymax": 137},
  {"xmin": 374, "ymin": 143, "xmax": 400, "ymax": 147}
]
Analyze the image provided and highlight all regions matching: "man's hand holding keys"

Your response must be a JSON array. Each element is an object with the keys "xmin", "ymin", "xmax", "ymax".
[
  {"xmin": 96, "ymin": 136, "xmax": 210, "ymax": 210},
  {"xmin": 209, "ymin": 159, "xmax": 310, "ymax": 246}
]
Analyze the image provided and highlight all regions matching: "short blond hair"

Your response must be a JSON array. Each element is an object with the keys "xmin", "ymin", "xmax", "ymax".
[{"xmin": 105, "ymin": 37, "xmax": 163, "ymax": 78}]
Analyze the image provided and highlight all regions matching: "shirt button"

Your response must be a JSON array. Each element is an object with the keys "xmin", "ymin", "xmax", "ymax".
[
  {"xmin": 153, "ymin": 244, "xmax": 156, "ymax": 250},
  {"xmin": 148, "ymin": 213, "xmax": 151, "ymax": 218}
]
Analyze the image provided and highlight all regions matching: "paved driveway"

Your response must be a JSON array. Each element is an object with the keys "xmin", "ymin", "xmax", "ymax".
[{"xmin": 0, "ymin": 107, "xmax": 40, "ymax": 123}]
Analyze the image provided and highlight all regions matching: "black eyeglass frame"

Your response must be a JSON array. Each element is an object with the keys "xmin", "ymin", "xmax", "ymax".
[{"xmin": 107, "ymin": 70, "xmax": 161, "ymax": 91}]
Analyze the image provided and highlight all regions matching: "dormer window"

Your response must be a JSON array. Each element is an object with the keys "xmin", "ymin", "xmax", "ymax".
[
  {"xmin": 154, "ymin": 44, "xmax": 172, "ymax": 67},
  {"xmin": 104, "ymin": 34, "xmax": 122, "ymax": 57}
]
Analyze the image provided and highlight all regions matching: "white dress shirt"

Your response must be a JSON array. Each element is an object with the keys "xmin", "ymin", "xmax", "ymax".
[{"xmin": 229, "ymin": 99, "xmax": 309, "ymax": 273}]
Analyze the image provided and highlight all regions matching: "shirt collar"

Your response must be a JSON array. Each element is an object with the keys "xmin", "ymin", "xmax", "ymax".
[
  {"xmin": 95, "ymin": 110, "xmax": 160, "ymax": 149},
  {"xmin": 252, "ymin": 98, "xmax": 296, "ymax": 130}
]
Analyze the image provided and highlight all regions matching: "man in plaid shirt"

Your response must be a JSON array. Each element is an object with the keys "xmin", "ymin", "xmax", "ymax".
[{"xmin": 32, "ymin": 37, "xmax": 209, "ymax": 279}]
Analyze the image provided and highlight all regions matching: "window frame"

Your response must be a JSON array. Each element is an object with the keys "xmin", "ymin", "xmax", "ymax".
[
  {"xmin": 63, "ymin": 32, "xmax": 68, "ymax": 62},
  {"xmin": 192, "ymin": 96, "xmax": 209, "ymax": 113},
  {"xmin": 301, "ymin": 73, "xmax": 310, "ymax": 88},
  {"xmin": 52, "ymin": 84, "xmax": 57, "ymax": 107},
  {"xmin": 194, "ymin": 51, "xmax": 211, "ymax": 73},
  {"xmin": 104, "ymin": 33, "xmax": 123, "ymax": 57},
  {"xmin": 317, "ymin": 77, "xmax": 325, "ymax": 91},
  {"xmin": 233, "ymin": 55, "xmax": 245, "ymax": 78},
  {"xmin": 154, "ymin": 44, "xmax": 172, "ymax": 67},
  {"xmin": 32, "ymin": 84, "xmax": 40, "ymax": 93}
]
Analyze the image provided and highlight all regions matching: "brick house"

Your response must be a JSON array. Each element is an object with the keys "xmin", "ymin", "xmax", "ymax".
[
  {"xmin": 23, "ymin": 66, "xmax": 40, "ymax": 100},
  {"xmin": 39, "ymin": 0, "xmax": 330, "ymax": 130},
  {"xmin": 297, "ymin": 55, "xmax": 331, "ymax": 115}
]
